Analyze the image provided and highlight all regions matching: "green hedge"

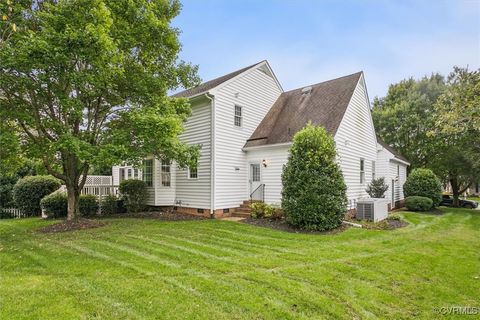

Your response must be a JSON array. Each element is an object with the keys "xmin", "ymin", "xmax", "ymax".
[
  {"xmin": 41, "ymin": 192, "xmax": 68, "ymax": 218},
  {"xmin": 41, "ymin": 193, "xmax": 99, "ymax": 218},
  {"xmin": 282, "ymin": 124, "xmax": 347, "ymax": 231},
  {"xmin": 13, "ymin": 176, "xmax": 61, "ymax": 216},
  {"xmin": 79, "ymin": 194, "xmax": 99, "ymax": 217},
  {"xmin": 119, "ymin": 179, "xmax": 147, "ymax": 213},
  {"xmin": 405, "ymin": 196, "xmax": 433, "ymax": 212},
  {"xmin": 403, "ymin": 168, "xmax": 442, "ymax": 207}
]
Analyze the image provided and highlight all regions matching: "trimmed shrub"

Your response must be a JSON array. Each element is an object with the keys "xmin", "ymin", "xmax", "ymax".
[
  {"xmin": 119, "ymin": 179, "xmax": 147, "ymax": 213},
  {"xmin": 405, "ymin": 196, "xmax": 433, "ymax": 212},
  {"xmin": 387, "ymin": 213, "xmax": 401, "ymax": 221},
  {"xmin": 403, "ymin": 168, "xmax": 442, "ymax": 207},
  {"xmin": 282, "ymin": 124, "xmax": 347, "ymax": 231},
  {"xmin": 366, "ymin": 177, "xmax": 389, "ymax": 198},
  {"xmin": 13, "ymin": 176, "xmax": 61, "ymax": 216},
  {"xmin": 250, "ymin": 202, "xmax": 278, "ymax": 219},
  {"xmin": 41, "ymin": 193, "xmax": 99, "ymax": 218},
  {"xmin": 41, "ymin": 192, "xmax": 68, "ymax": 218},
  {"xmin": 101, "ymin": 194, "xmax": 118, "ymax": 215},
  {"xmin": 79, "ymin": 194, "xmax": 99, "ymax": 217}
]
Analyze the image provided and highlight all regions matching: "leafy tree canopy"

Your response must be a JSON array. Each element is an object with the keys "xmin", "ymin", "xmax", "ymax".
[{"xmin": 0, "ymin": 0, "xmax": 200, "ymax": 218}]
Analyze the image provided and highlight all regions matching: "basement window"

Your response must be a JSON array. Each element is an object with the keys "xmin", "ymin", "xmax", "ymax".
[{"xmin": 234, "ymin": 105, "xmax": 242, "ymax": 127}]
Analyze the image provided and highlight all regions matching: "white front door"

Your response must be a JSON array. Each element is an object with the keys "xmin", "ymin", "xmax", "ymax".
[{"xmin": 249, "ymin": 163, "xmax": 262, "ymax": 199}]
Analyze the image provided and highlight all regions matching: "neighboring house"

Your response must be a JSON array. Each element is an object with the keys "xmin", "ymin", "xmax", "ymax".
[
  {"xmin": 112, "ymin": 60, "xmax": 409, "ymax": 216},
  {"xmin": 376, "ymin": 138, "xmax": 409, "ymax": 208}
]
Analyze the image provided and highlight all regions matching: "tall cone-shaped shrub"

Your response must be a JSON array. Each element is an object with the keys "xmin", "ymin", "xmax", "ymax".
[{"xmin": 282, "ymin": 124, "xmax": 347, "ymax": 231}]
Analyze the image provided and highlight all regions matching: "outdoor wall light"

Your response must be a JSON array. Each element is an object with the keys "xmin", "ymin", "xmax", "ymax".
[{"xmin": 262, "ymin": 159, "xmax": 268, "ymax": 167}]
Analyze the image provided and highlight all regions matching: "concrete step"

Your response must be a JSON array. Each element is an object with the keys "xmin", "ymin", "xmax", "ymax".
[{"xmin": 231, "ymin": 212, "xmax": 250, "ymax": 218}]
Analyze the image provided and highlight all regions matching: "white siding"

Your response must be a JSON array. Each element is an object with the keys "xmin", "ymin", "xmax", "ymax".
[
  {"xmin": 377, "ymin": 143, "xmax": 408, "ymax": 204},
  {"xmin": 112, "ymin": 166, "xmax": 120, "ymax": 185},
  {"xmin": 175, "ymin": 98, "xmax": 212, "ymax": 209},
  {"xmin": 213, "ymin": 67, "xmax": 283, "ymax": 209},
  {"xmin": 334, "ymin": 76, "xmax": 378, "ymax": 205},
  {"xmin": 245, "ymin": 145, "xmax": 290, "ymax": 205}
]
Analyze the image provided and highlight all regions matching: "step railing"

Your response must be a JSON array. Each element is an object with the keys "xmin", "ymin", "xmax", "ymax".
[{"xmin": 250, "ymin": 184, "xmax": 265, "ymax": 202}]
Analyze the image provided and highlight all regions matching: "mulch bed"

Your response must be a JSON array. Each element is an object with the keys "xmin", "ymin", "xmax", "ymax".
[
  {"xmin": 359, "ymin": 219, "xmax": 409, "ymax": 230},
  {"xmin": 106, "ymin": 211, "xmax": 207, "ymax": 221},
  {"xmin": 241, "ymin": 217, "xmax": 348, "ymax": 234},
  {"xmin": 38, "ymin": 218, "xmax": 107, "ymax": 233}
]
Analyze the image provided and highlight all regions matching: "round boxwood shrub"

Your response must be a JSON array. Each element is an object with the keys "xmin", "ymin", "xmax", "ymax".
[
  {"xmin": 79, "ymin": 194, "xmax": 99, "ymax": 217},
  {"xmin": 101, "ymin": 194, "xmax": 118, "ymax": 215},
  {"xmin": 41, "ymin": 192, "xmax": 68, "ymax": 218},
  {"xmin": 403, "ymin": 168, "xmax": 442, "ymax": 207},
  {"xmin": 405, "ymin": 196, "xmax": 433, "ymax": 212},
  {"xmin": 119, "ymin": 179, "xmax": 147, "ymax": 213},
  {"xmin": 42, "ymin": 192, "xmax": 99, "ymax": 218},
  {"xmin": 281, "ymin": 124, "xmax": 347, "ymax": 231},
  {"xmin": 13, "ymin": 176, "xmax": 61, "ymax": 216}
]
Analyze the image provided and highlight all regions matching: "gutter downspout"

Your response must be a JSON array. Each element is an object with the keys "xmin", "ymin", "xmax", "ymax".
[{"xmin": 204, "ymin": 93, "xmax": 215, "ymax": 218}]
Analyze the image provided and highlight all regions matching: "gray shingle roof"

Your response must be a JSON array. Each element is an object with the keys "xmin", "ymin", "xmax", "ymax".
[
  {"xmin": 376, "ymin": 137, "xmax": 409, "ymax": 163},
  {"xmin": 172, "ymin": 61, "xmax": 265, "ymax": 98},
  {"xmin": 245, "ymin": 72, "xmax": 363, "ymax": 148}
]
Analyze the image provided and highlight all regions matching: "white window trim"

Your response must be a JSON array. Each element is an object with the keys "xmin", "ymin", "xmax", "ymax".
[
  {"xmin": 360, "ymin": 158, "xmax": 365, "ymax": 184},
  {"xmin": 161, "ymin": 160, "xmax": 171, "ymax": 187},
  {"xmin": 187, "ymin": 165, "xmax": 198, "ymax": 180},
  {"xmin": 234, "ymin": 104, "xmax": 243, "ymax": 128}
]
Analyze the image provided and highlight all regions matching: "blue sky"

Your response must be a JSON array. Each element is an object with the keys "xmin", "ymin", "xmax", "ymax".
[{"xmin": 173, "ymin": 0, "xmax": 480, "ymax": 99}]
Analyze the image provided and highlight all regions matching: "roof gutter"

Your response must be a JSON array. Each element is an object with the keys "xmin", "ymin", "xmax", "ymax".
[
  {"xmin": 204, "ymin": 93, "xmax": 216, "ymax": 218},
  {"xmin": 242, "ymin": 142, "xmax": 293, "ymax": 152}
]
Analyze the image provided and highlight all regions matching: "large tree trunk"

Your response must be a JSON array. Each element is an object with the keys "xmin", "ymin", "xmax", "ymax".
[
  {"xmin": 66, "ymin": 183, "xmax": 80, "ymax": 220},
  {"xmin": 450, "ymin": 177, "xmax": 460, "ymax": 207}
]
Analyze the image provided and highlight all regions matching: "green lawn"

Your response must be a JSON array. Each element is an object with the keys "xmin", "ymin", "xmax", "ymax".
[{"xmin": 1, "ymin": 208, "xmax": 479, "ymax": 319}]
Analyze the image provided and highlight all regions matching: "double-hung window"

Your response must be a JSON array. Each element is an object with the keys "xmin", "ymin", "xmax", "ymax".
[
  {"xmin": 142, "ymin": 159, "xmax": 153, "ymax": 187},
  {"xmin": 161, "ymin": 160, "xmax": 171, "ymax": 187},
  {"xmin": 234, "ymin": 105, "xmax": 242, "ymax": 127},
  {"xmin": 188, "ymin": 163, "xmax": 198, "ymax": 179},
  {"xmin": 360, "ymin": 159, "xmax": 365, "ymax": 184},
  {"xmin": 371, "ymin": 161, "xmax": 376, "ymax": 181},
  {"xmin": 119, "ymin": 168, "xmax": 125, "ymax": 183}
]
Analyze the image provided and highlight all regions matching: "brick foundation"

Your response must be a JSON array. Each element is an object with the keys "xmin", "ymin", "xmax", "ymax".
[{"xmin": 173, "ymin": 206, "xmax": 240, "ymax": 218}]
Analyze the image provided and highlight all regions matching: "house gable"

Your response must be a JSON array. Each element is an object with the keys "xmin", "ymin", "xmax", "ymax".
[{"xmin": 333, "ymin": 74, "xmax": 378, "ymax": 203}]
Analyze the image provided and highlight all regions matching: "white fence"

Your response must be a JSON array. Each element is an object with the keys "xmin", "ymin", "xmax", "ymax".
[
  {"xmin": 57, "ymin": 175, "xmax": 118, "ymax": 199},
  {"xmin": 0, "ymin": 207, "xmax": 26, "ymax": 218},
  {"xmin": 81, "ymin": 185, "xmax": 119, "ymax": 198}
]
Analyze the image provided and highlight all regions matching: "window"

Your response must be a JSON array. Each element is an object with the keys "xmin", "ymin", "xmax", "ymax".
[
  {"xmin": 371, "ymin": 161, "xmax": 376, "ymax": 181},
  {"xmin": 360, "ymin": 159, "xmax": 365, "ymax": 184},
  {"xmin": 234, "ymin": 105, "xmax": 242, "ymax": 127},
  {"xmin": 161, "ymin": 159, "xmax": 171, "ymax": 187},
  {"xmin": 134, "ymin": 168, "xmax": 139, "ymax": 179},
  {"xmin": 188, "ymin": 164, "xmax": 198, "ymax": 179},
  {"xmin": 127, "ymin": 168, "xmax": 132, "ymax": 179},
  {"xmin": 251, "ymin": 164, "xmax": 260, "ymax": 182},
  {"xmin": 397, "ymin": 165, "xmax": 400, "ymax": 177},
  {"xmin": 119, "ymin": 168, "xmax": 125, "ymax": 183},
  {"xmin": 142, "ymin": 159, "xmax": 153, "ymax": 187}
]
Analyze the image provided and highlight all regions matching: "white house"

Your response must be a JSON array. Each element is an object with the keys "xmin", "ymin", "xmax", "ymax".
[
  {"xmin": 112, "ymin": 60, "xmax": 409, "ymax": 217},
  {"xmin": 376, "ymin": 138, "xmax": 410, "ymax": 208}
]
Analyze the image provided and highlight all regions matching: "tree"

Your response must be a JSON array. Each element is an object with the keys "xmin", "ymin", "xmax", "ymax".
[
  {"xmin": 403, "ymin": 168, "xmax": 442, "ymax": 208},
  {"xmin": 0, "ymin": 0, "xmax": 200, "ymax": 219},
  {"xmin": 430, "ymin": 67, "xmax": 480, "ymax": 206},
  {"xmin": 282, "ymin": 124, "xmax": 347, "ymax": 231},
  {"xmin": 365, "ymin": 177, "xmax": 389, "ymax": 198},
  {"xmin": 372, "ymin": 74, "xmax": 445, "ymax": 169}
]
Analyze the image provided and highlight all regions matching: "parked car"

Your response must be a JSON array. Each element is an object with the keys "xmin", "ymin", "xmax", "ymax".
[{"xmin": 440, "ymin": 195, "xmax": 478, "ymax": 209}]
